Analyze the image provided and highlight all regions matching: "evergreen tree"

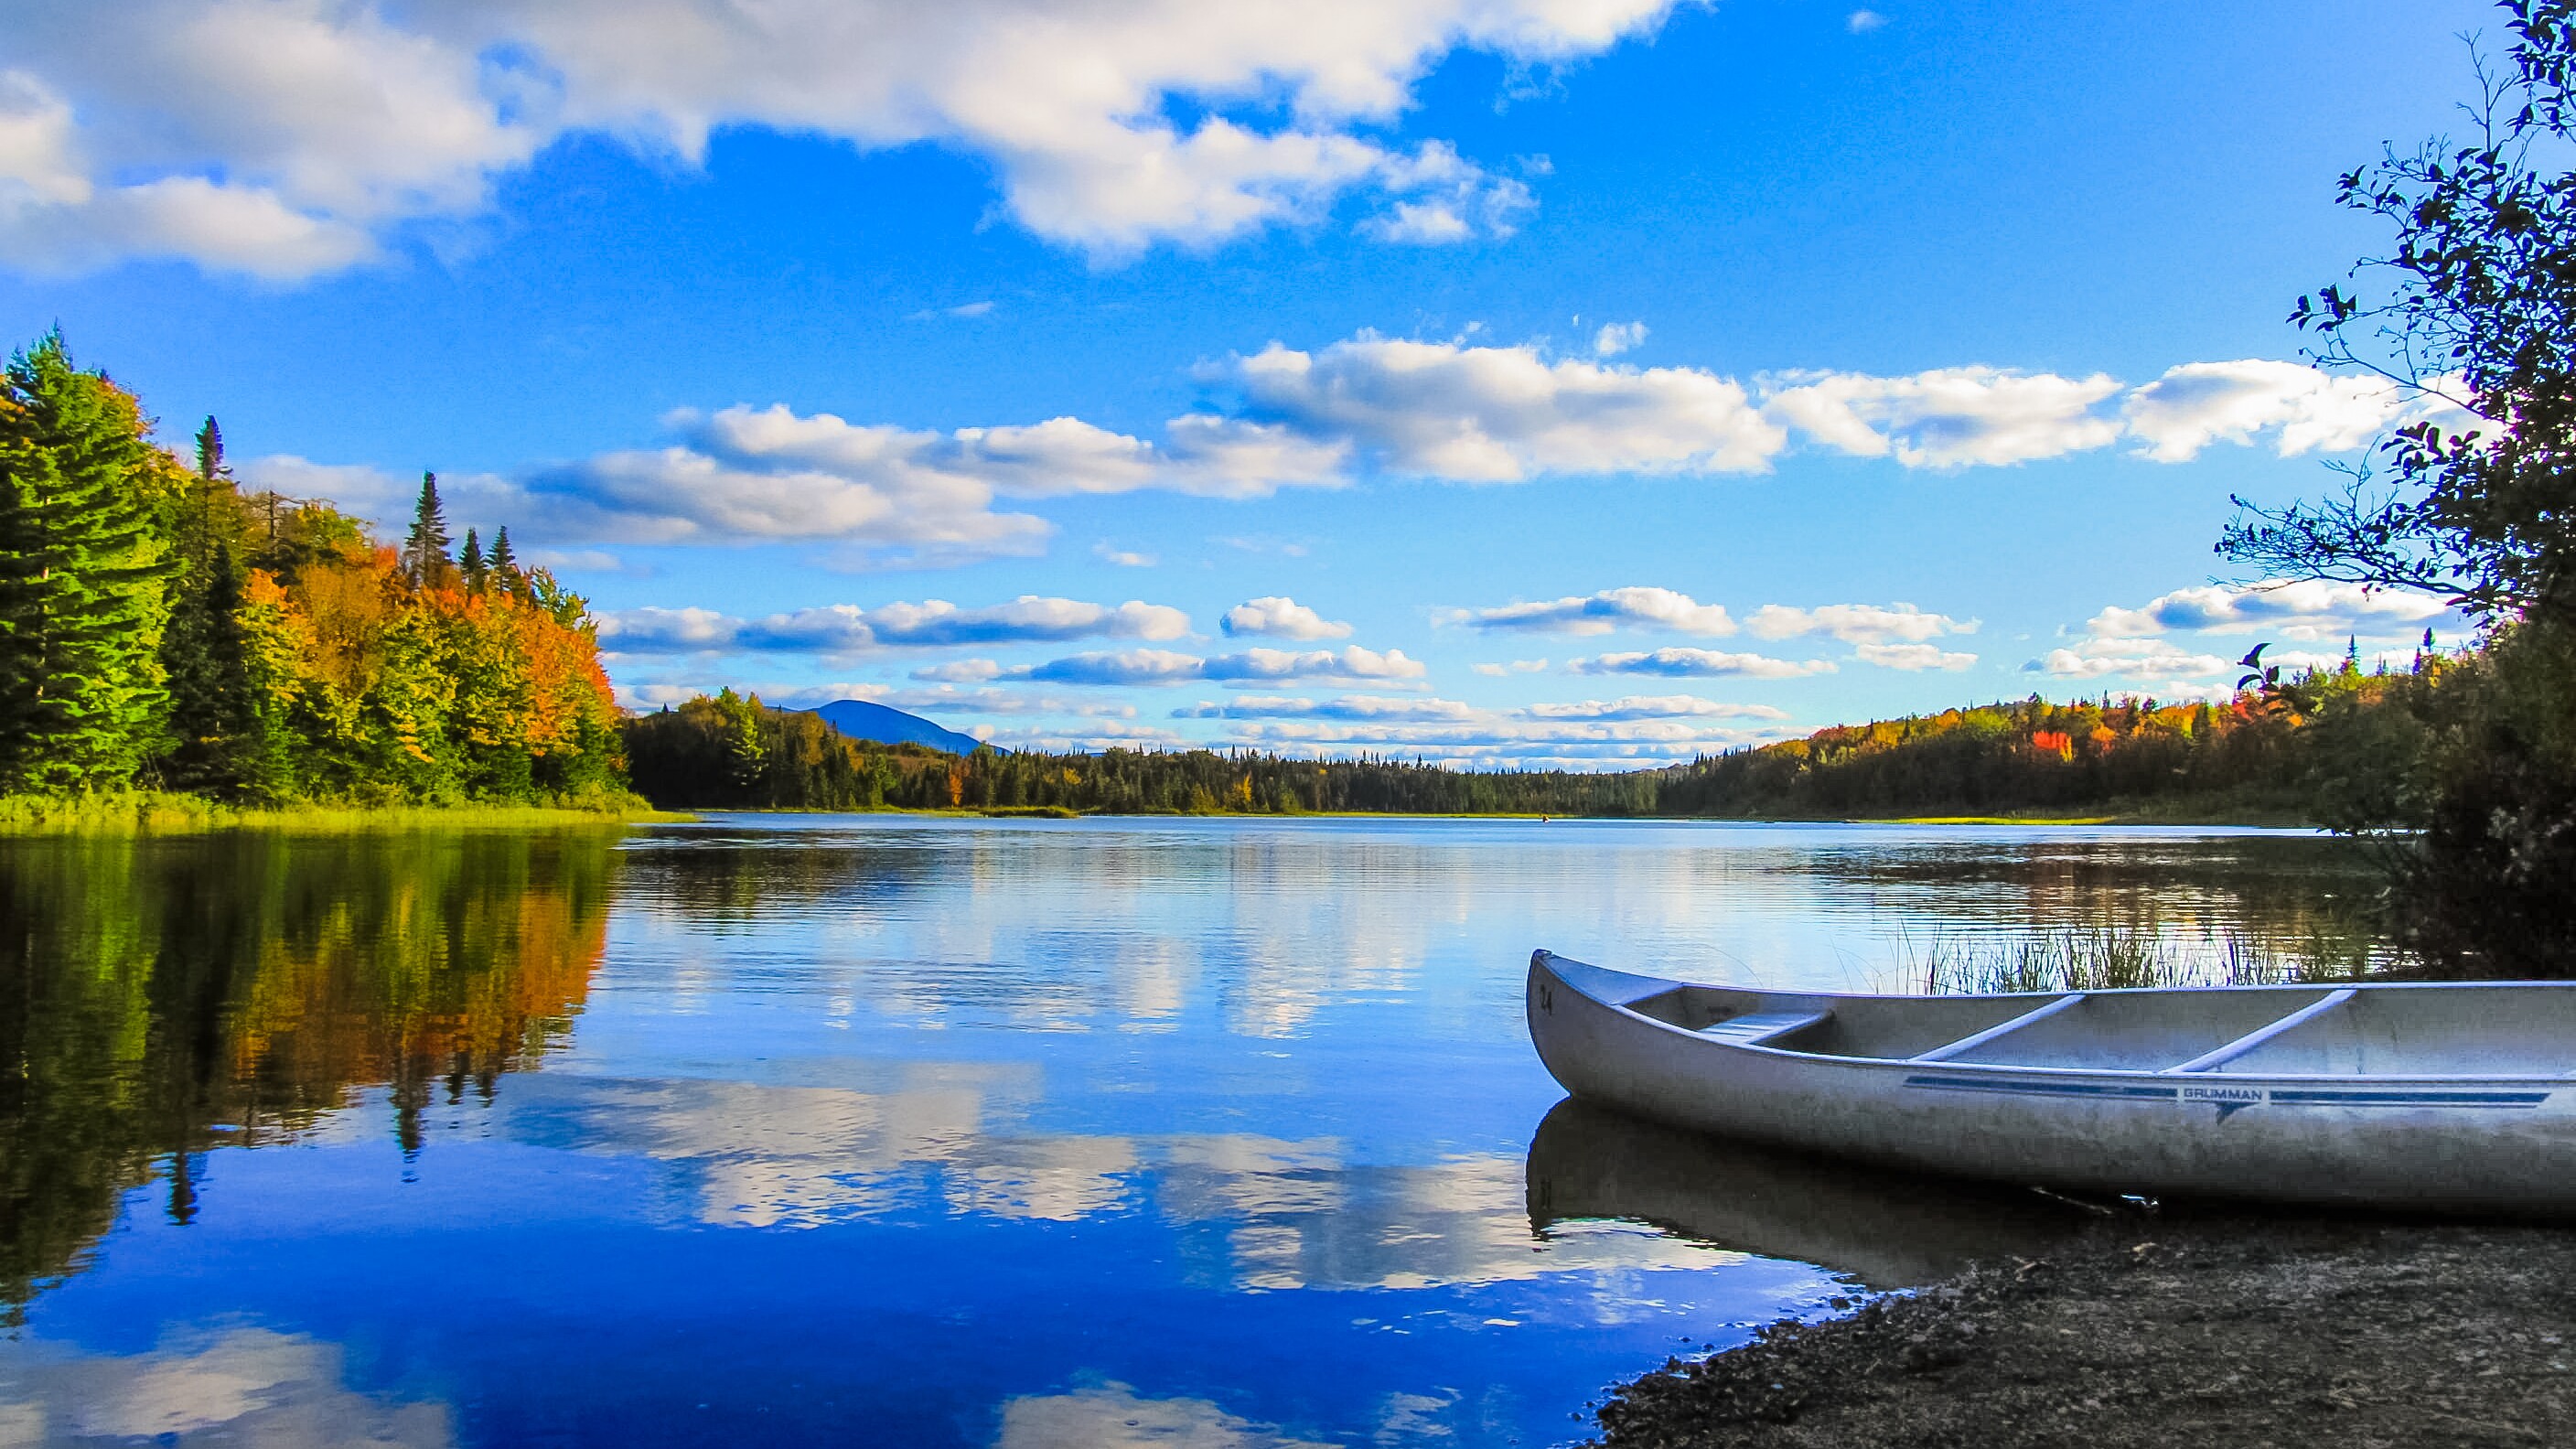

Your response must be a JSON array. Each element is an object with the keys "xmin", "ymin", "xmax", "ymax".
[
  {"xmin": 0, "ymin": 333, "xmax": 177, "ymax": 790},
  {"xmin": 459, "ymin": 529, "xmax": 486, "ymax": 592},
  {"xmin": 488, "ymin": 525, "xmax": 520, "ymax": 596},
  {"xmin": 402, "ymin": 472, "xmax": 451, "ymax": 587},
  {"xmin": 190, "ymin": 416, "xmax": 228, "ymax": 563},
  {"xmin": 160, "ymin": 543, "xmax": 262, "ymax": 795}
]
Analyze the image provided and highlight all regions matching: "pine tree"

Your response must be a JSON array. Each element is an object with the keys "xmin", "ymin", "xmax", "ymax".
[
  {"xmin": 459, "ymin": 528, "xmax": 486, "ymax": 592},
  {"xmin": 402, "ymin": 471, "xmax": 452, "ymax": 587},
  {"xmin": 0, "ymin": 332, "xmax": 177, "ymax": 790}
]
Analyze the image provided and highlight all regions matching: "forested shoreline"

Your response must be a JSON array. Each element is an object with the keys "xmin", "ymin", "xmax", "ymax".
[
  {"xmin": 621, "ymin": 648, "xmax": 2443, "ymax": 824},
  {"xmin": 0, "ymin": 332, "xmax": 628, "ymax": 811}
]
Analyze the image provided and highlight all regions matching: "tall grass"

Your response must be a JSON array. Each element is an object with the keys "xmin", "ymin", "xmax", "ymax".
[
  {"xmin": 0, "ymin": 790, "xmax": 687, "ymax": 834},
  {"xmin": 1905, "ymin": 923, "xmax": 2379, "ymax": 993}
]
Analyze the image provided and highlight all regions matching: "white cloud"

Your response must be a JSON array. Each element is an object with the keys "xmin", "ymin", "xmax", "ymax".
[
  {"xmin": 2086, "ymin": 581, "xmax": 2454, "ymax": 641},
  {"xmin": 1093, "ymin": 542, "xmax": 1159, "ymax": 567},
  {"xmin": 598, "ymin": 596, "xmax": 1190, "ymax": 655},
  {"xmin": 1220, "ymin": 596, "xmax": 1353, "ymax": 640},
  {"xmin": 1205, "ymin": 645, "xmax": 1427, "ymax": 684},
  {"xmin": 1744, "ymin": 602, "xmax": 1976, "ymax": 645},
  {"xmin": 1227, "ymin": 336, "xmax": 1787, "ymax": 482},
  {"xmin": 1175, "ymin": 694, "xmax": 1479, "ymax": 722},
  {"xmin": 2028, "ymin": 638, "xmax": 2236, "ymax": 681},
  {"xmin": 1566, "ymin": 649, "xmax": 1833, "ymax": 679},
  {"xmin": 1847, "ymin": 10, "xmax": 1887, "ymax": 32},
  {"xmin": 1763, "ymin": 366, "xmax": 2124, "ymax": 467},
  {"xmin": 1471, "ymin": 658, "xmax": 1551, "ymax": 676},
  {"xmin": 961, "ymin": 644, "xmax": 1428, "ymax": 688},
  {"xmin": 1852, "ymin": 641, "xmax": 1978, "ymax": 671},
  {"xmin": 1016, "ymin": 649, "xmax": 1213, "ymax": 686},
  {"xmin": 1592, "ymin": 320, "xmax": 1648, "ymax": 357},
  {"xmin": 2120, "ymin": 360, "xmax": 2434, "ymax": 463},
  {"xmin": 7, "ymin": 0, "xmax": 1688, "ymax": 276},
  {"xmin": 1434, "ymin": 585, "xmax": 1735, "ymax": 636}
]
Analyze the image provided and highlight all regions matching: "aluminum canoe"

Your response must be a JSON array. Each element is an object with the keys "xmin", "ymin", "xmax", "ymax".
[{"xmin": 1526, "ymin": 949, "xmax": 2576, "ymax": 1214}]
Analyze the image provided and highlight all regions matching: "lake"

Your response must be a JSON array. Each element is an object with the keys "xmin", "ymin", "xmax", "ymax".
[{"xmin": 0, "ymin": 815, "xmax": 2380, "ymax": 1447}]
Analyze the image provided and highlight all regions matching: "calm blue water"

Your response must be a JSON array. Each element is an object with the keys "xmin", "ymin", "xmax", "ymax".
[{"xmin": 0, "ymin": 816, "xmax": 2371, "ymax": 1446}]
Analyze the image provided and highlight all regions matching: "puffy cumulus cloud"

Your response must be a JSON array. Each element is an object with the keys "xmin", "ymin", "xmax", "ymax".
[
  {"xmin": 1566, "ymin": 649, "xmax": 1833, "ymax": 679},
  {"xmin": 6, "ymin": 0, "xmax": 1686, "ymax": 277},
  {"xmin": 0, "ymin": 7, "xmax": 527, "ymax": 278},
  {"xmin": 1220, "ymin": 596, "xmax": 1353, "ymax": 640},
  {"xmin": 1434, "ymin": 586, "xmax": 1736, "ymax": 636},
  {"xmin": 1744, "ymin": 602, "xmax": 1976, "ymax": 645},
  {"xmin": 958, "ymin": 645, "xmax": 1428, "ymax": 688},
  {"xmin": 1852, "ymin": 641, "xmax": 1978, "ymax": 671},
  {"xmin": 258, "ymin": 402, "xmax": 1348, "ymax": 570},
  {"xmin": 1226, "ymin": 337, "xmax": 1787, "ymax": 482},
  {"xmin": 2120, "ymin": 360, "xmax": 2471, "ymax": 463},
  {"xmin": 598, "ymin": 596, "xmax": 1189, "ymax": 656},
  {"xmin": 1762, "ymin": 366, "xmax": 2125, "ymax": 468},
  {"xmin": 2028, "ymin": 638, "xmax": 2237, "ymax": 681},
  {"xmin": 2086, "ymin": 581, "xmax": 2455, "ymax": 641}
]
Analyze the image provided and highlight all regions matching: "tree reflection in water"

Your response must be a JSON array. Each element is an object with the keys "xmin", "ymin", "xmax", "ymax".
[{"xmin": 0, "ymin": 829, "xmax": 617, "ymax": 1318}]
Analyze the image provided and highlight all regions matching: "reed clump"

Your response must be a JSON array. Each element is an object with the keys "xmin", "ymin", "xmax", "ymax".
[{"xmin": 1908, "ymin": 924, "xmax": 2379, "ymax": 994}]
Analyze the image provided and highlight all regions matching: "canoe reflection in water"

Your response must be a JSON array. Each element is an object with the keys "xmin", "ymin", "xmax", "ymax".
[{"xmin": 1524, "ymin": 1100, "xmax": 2094, "ymax": 1290}]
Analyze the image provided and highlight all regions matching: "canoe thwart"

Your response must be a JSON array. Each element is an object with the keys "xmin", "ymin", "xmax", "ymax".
[
  {"xmin": 1912, "ymin": 993, "xmax": 2087, "ymax": 1063},
  {"xmin": 1698, "ymin": 1009, "xmax": 1832, "ymax": 1046},
  {"xmin": 2163, "ymin": 988, "xmax": 2359, "ymax": 1074}
]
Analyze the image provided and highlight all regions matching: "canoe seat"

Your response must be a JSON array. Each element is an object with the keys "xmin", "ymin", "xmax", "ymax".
[{"xmin": 1700, "ymin": 1009, "xmax": 1831, "ymax": 1046}]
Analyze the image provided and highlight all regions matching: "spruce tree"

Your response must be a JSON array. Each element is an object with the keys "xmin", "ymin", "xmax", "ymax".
[
  {"xmin": 459, "ymin": 528, "xmax": 486, "ymax": 592},
  {"xmin": 402, "ymin": 471, "xmax": 452, "ymax": 587},
  {"xmin": 161, "ymin": 542, "xmax": 263, "ymax": 794},
  {"xmin": 0, "ymin": 332, "xmax": 177, "ymax": 790}
]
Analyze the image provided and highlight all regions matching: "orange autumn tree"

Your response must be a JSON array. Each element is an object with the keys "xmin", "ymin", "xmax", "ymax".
[
  {"xmin": 0, "ymin": 330, "xmax": 627, "ymax": 806},
  {"xmin": 233, "ymin": 500, "xmax": 625, "ymax": 804}
]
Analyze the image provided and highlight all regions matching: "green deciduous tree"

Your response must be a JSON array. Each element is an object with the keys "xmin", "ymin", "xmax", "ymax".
[{"xmin": 2223, "ymin": 1, "xmax": 2576, "ymax": 973}]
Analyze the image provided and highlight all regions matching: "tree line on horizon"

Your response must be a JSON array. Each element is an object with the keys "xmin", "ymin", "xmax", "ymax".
[
  {"xmin": 0, "ymin": 332, "xmax": 625, "ymax": 806},
  {"xmin": 619, "ymin": 653, "xmax": 2435, "ymax": 824}
]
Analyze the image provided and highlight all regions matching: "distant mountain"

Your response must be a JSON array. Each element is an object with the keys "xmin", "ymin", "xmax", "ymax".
[{"xmin": 809, "ymin": 699, "xmax": 995, "ymax": 755}]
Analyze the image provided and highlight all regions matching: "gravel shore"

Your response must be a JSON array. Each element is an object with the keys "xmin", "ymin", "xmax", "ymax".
[{"xmin": 1589, "ymin": 1208, "xmax": 2576, "ymax": 1448}]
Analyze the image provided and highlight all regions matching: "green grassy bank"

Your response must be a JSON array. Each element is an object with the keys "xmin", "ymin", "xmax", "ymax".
[{"xmin": 0, "ymin": 791, "xmax": 689, "ymax": 834}]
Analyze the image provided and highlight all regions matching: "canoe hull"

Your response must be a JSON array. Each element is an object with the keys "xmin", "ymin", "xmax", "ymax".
[{"xmin": 1527, "ymin": 951, "xmax": 2576, "ymax": 1215}]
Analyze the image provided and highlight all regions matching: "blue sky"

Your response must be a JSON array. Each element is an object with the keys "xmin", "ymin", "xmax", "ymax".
[{"xmin": 1, "ymin": 0, "xmax": 2492, "ymax": 764}]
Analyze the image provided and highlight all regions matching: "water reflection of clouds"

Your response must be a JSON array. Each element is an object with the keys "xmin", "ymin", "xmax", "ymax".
[
  {"xmin": 0, "ymin": 1328, "xmax": 447, "ymax": 1448},
  {"xmin": 996, "ymin": 1382, "xmax": 1333, "ymax": 1449},
  {"xmin": 501, "ymin": 1075, "xmax": 1726, "ymax": 1292}
]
